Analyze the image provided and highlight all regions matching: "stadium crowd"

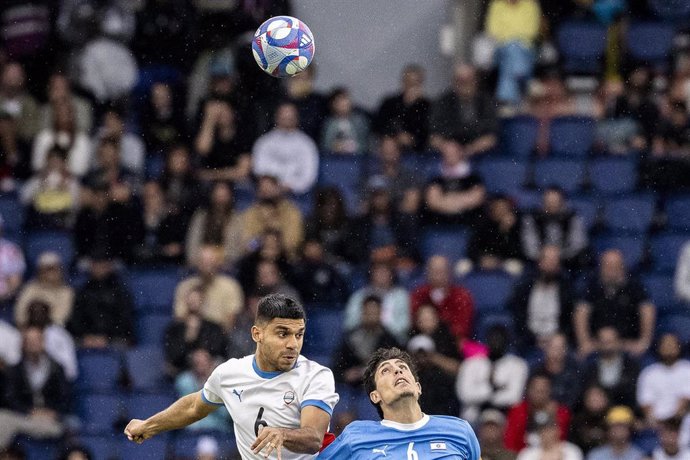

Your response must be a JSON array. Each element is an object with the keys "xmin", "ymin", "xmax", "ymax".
[{"xmin": 0, "ymin": 0, "xmax": 689, "ymax": 459}]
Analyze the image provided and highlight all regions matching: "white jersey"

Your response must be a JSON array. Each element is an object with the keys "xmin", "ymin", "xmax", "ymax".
[{"xmin": 202, "ymin": 354, "xmax": 339, "ymax": 459}]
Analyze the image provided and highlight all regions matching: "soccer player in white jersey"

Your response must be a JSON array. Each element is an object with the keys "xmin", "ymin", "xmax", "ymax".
[
  {"xmin": 124, "ymin": 294, "xmax": 339, "ymax": 459},
  {"xmin": 319, "ymin": 347, "xmax": 481, "ymax": 459}
]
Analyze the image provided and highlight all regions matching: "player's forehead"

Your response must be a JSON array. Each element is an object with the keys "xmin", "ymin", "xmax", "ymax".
[
  {"xmin": 376, "ymin": 358, "xmax": 410, "ymax": 373},
  {"xmin": 266, "ymin": 317, "xmax": 305, "ymax": 332}
]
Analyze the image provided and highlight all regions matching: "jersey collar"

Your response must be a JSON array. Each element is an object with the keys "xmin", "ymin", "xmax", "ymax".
[
  {"xmin": 252, "ymin": 356, "xmax": 284, "ymax": 379},
  {"xmin": 380, "ymin": 413, "xmax": 430, "ymax": 431}
]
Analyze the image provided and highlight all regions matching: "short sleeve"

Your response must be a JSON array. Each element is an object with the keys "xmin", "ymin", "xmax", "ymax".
[
  {"xmin": 201, "ymin": 366, "xmax": 225, "ymax": 406},
  {"xmin": 300, "ymin": 366, "xmax": 339, "ymax": 417}
]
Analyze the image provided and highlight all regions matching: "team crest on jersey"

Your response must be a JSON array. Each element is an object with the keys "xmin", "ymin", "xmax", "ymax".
[{"xmin": 283, "ymin": 390, "xmax": 295, "ymax": 405}]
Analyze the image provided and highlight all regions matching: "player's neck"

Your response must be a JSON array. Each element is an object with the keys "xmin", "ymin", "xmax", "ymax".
[
  {"xmin": 254, "ymin": 351, "xmax": 280, "ymax": 373},
  {"xmin": 383, "ymin": 399, "xmax": 424, "ymax": 425}
]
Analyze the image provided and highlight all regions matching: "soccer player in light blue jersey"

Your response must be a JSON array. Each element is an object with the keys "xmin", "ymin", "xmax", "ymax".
[{"xmin": 319, "ymin": 347, "xmax": 481, "ymax": 459}]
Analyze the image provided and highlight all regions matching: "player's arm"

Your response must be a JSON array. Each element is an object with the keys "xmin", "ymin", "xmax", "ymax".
[
  {"xmin": 252, "ymin": 405, "xmax": 331, "ymax": 456},
  {"xmin": 124, "ymin": 391, "xmax": 218, "ymax": 443}
]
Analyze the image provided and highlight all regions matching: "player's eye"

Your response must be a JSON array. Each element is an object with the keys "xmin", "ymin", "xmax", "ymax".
[
  {"xmin": 296, "ymin": 333, "xmax": 304, "ymax": 339},
  {"xmin": 381, "ymin": 367, "xmax": 390, "ymax": 374},
  {"xmin": 278, "ymin": 332, "xmax": 286, "ymax": 337}
]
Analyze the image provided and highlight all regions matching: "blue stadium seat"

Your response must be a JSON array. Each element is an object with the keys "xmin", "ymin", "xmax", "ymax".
[
  {"xmin": 513, "ymin": 189, "xmax": 542, "ymax": 211},
  {"xmin": 588, "ymin": 157, "xmax": 637, "ymax": 195},
  {"xmin": 234, "ymin": 187, "xmax": 255, "ymax": 212},
  {"xmin": 127, "ymin": 268, "xmax": 180, "ymax": 313},
  {"xmin": 302, "ymin": 308, "xmax": 343, "ymax": 358},
  {"xmin": 76, "ymin": 349, "xmax": 122, "ymax": 393},
  {"xmin": 533, "ymin": 159, "xmax": 586, "ymax": 193},
  {"xmin": 137, "ymin": 313, "xmax": 171, "ymax": 346},
  {"xmin": 172, "ymin": 430, "xmax": 238, "ymax": 459},
  {"xmin": 650, "ymin": 233, "xmax": 687, "ymax": 273},
  {"xmin": 633, "ymin": 428, "xmax": 660, "ymax": 456},
  {"xmin": 127, "ymin": 393, "xmax": 176, "ymax": 421},
  {"xmin": 569, "ymin": 196, "xmax": 600, "ymax": 231},
  {"xmin": 421, "ymin": 228, "xmax": 468, "ymax": 264},
  {"xmin": 291, "ymin": 190, "xmax": 315, "ymax": 217},
  {"xmin": 78, "ymin": 435, "xmax": 120, "ymax": 460},
  {"xmin": 0, "ymin": 196, "xmax": 24, "ymax": 238},
  {"xmin": 642, "ymin": 274, "xmax": 678, "ymax": 313},
  {"xmin": 354, "ymin": 391, "xmax": 380, "ymax": 421},
  {"xmin": 14, "ymin": 436, "xmax": 60, "ymax": 460},
  {"xmin": 648, "ymin": 0, "xmax": 690, "ymax": 20},
  {"xmin": 79, "ymin": 394, "xmax": 126, "ymax": 434},
  {"xmin": 549, "ymin": 116, "xmax": 596, "ymax": 157},
  {"xmin": 459, "ymin": 271, "xmax": 515, "ymax": 312},
  {"xmin": 144, "ymin": 153, "xmax": 165, "ymax": 181},
  {"xmin": 500, "ymin": 115, "xmax": 539, "ymax": 159},
  {"xmin": 125, "ymin": 346, "xmax": 167, "ymax": 392},
  {"xmin": 474, "ymin": 312, "xmax": 515, "ymax": 343},
  {"xmin": 666, "ymin": 195, "xmax": 690, "ymax": 231},
  {"xmin": 626, "ymin": 22, "xmax": 676, "ymax": 70},
  {"xmin": 603, "ymin": 195, "xmax": 656, "ymax": 233},
  {"xmin": 119, "ymin": 437, "xmax": 167, "ymax": 460},
  {"xmin": 557, "ymin": 22, "xmax": 608, "ymax": 73},
  {"xmin": 658, "ymin": 314, "xmax": 690, "ymax": 345},
  {"xmin": 476, "ymin": 159, "xmax": 528, "ymax": 194},
  {"xmin": 23, "ymin": 231, "xmax": 75, "ymax": 273},
  {"xmin": 318, "ymin": 154, "xmax": 365, "ymax": 189},
  {"xmin": 593, "ymin": 235, "xmax": 646, "ymax": 269}
]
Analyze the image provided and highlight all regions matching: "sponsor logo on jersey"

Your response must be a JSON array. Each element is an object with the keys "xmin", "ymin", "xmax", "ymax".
[
  {"xmin": 430, "ymin": 442, "xmax": 447, "ymax": 450},
  {"xmin": 232, "ymin": 389, "xmax": 244, "ymax": 402},
  {"xmin": 283, "ymin": 390, "xmax": 295, "ymax": 405},
  {"xmin": 372, "ymin": 445, "xmax": 389, "ymax": 456}
]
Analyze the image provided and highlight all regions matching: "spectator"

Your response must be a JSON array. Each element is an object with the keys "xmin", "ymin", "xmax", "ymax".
[
  {"xmin": 174, "ymin": 348, "xmax": 231, "ymax": 432},
  {"xmin": 574, "ymin": 249, "xmax": 656, "ymax": 358},
  {"xmin": 504, "ymin": 373, "xmax": 571, "ymax": 452},
  {"xmin": 0, "ymin": 327, "xmax": 68, "ymax": 448},
  {"xmin": 32, "ymin": 99, "xmax": 91, "ymax": 177},
  {"xmin": 643, "ymin": 100, "xmax": 690, "ymax": 191},
  {"xmin": 509, "ymin": 245, "xmax": 576, "ymax": 352},
  {"xmin": 485, "ymin": 0, "xmax": 541, "ymax": 107},
  {"xmin": 141, "ymin": 82, "xmax": 186, "ymax": 156},
  {"xmin": 159, "ymin": 144, "xmax": 202, "ymax": 221},
  {"xmin": 478, "ymin": 409, "xmax": 516, "ymax": 460},
  {"xmin": 613, "ymin": 67, "xmax": 659, "ymax": 144},
  {"xmin": 320, "ymin": 87, "xmax": 369, "ymax": 154},
  {"xmin": 530, "ymin": 333, "xmax": 581, "ymax": 408},
  {"xmin": 186, "ymin": 181, "xmax": 243, "ymax": 266},
  {"xmin": 194, "ymin": 99, "xmax": 251, "ymax": 184},
  {"xmin": 284, "ymin": 64, "xmax": 327, "ymax": 140},
  {"xmin": 467, "ymin": 194, "xmax": 524, "ymax": 273},
  {"xmin": 252, "ymin": 102, "xmax": 318, "ymax": 194},
  {"xmin": 0, "ymin": 108, "xmax": 32, "ymax": 187},
  {"xmin": 410, "ymin": 255, "xmax": 475, "ymax": 350},
  {"xmin": 164, "ymin": 284, "xmax": 226, "ymax": 376},
  {"xmin": 429, "ymin": 63, "xmax": 498, "ymax": 157},
  {"xmin": 40, "ymin": 73, "xmax": 93, "ymax": 134},
  {"xmin": 14, "ymin": 251, "xmax": 74, "ymax": 328},
  {"xmin": 255, "ymin": 259, "xmax": 301, "ymax": 302},
  {"xmin": 304, "ymin": 187, "xmax": 353, "ymax": 264},
  {"xmin": 196, "ymin": 435, "xmax": 220, "ymax": 460},
  {"xmin": 0, "ymin": 318, "xmax": 21, "ymax": 370},
  {"xmin": 92, "ymin": 106, "xmax": 145, "ymax": 176},
  {"xmin": 173, "ymin": 245, "xmax": 244, "ymax": 331},
  {"xmin": 457, "ymin": 324, "xmax": 529, "ymax": 423},
  {"xmin": 521, "ymin": 187, "xmax": 588, "ymax": 269},
  {"xmin": 291, "ymin": 239, "xmax": 349, "ymax": 305},
  {"xmin": 592, "ymin": 79, "xmax": 646, "ymax": 155},
  {"xmin": 344, "ymin": 261, "xmax": 410, "ymax": 343},
  {"xmin": 21, "ymin": 146, "xmax": 80, "ymax": 230},
  {"xmin": 586, "ymin": 406, "xmax": 644, "ymax": 460},
  {"xmin": 82, "ymin": 138, "xmax": 138, "ymax": 203},
  {"xmin": 423, "ymin": 136, "xmax": 486, "ymax": 226},
  {"xmin": 582, "ymin": 327, "xmax": 640, "ymax": 408},
  {"xmin": 524, "ymin": 74, "xmax": 577, "ymax": 156},
  {"xmin": 67, "ymin": 249, "xmax": 134, "ymax": 348},
  {"xmin": 77, "ymin": 34, "xmax": 138, "ymax": 104},
  {"xmin": 516, "ymin": 414, "xmax": 583, "ymax": 460},
  {"xmin": 637, "ymin": 333, "xmax": 690, "ymax": 429},
  {"xmin": 226, "ymin": 292, "xmax": 263, "ymax": 360},
  {"xmin": 373, "ymin": 64, "xmax": 430, "ymax": 151},
  {"xmin": 675, "ymin": 241, "xmax": 690, "ymax": 304},
  {"xmin": 239, "ymin": 175, "xmax": 304, "ymax": 260},
  {"xmin": 236, "ymin": 230, "xmax": 293, "ymax": 296},
  {"xmin": 57, "ymin": 447, "xmax": 92, "ymax": 460},
  {"xmin": 569, "ymin": 385, "xmax": 611, "ymax": 454},
  {"xmin": 0, "ymin": 62, "xmax": 40, "ymax": 142},
  {"xmin": 0, "ymin": 216, "xmax": 25, "ymax": 302},
  {"xmin": 408, "ymin": 303, "xmax": 462, "ymax": 415},
  {"xmin": 332, "ymin": 295, "xmax": 399, "ymax": 389},
  {"xmin": 653, "ymin": 417, "xmax": 690, "ymax": 460}
]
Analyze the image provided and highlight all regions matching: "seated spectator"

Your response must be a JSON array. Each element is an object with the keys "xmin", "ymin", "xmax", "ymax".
[
  {"xmin": 252, "ymin": 102, "xmax": 318, "ymax": 194},
  {"xmin": 186, "ymin": 181, "xmax": 243, "ymax": 266},
  {"xmin": 0, "ymin": 327, "xmax": 68, "ymax": 448},
  {"xmin": 14, "ymin": 251, "xmax": 74, "ymax": 328},
  {"xmin": 24, "ymin": 300, "xmax": 77, "ymax": 382},
  {"xmin": 582, "ymin": 327, "xmax": 640, "ymax": 408},
  {"xmin": 0, "ymin": 319, "xmax": 20, "ymax": 369},
  {"xmin": 164, "ymin": 285, "xmax": 226, "ymax": 376},
  {"xmin": 304, "ymin": 187, "xmax": 353, "ymax": 264},
  {"xmin": 530, "ymin": 333, "xmax": 580, "ymax": 408},
  {"xmin": 68, "ymin": 249, "xmax": 134, "ymax": 348},
  {"xmin": 0, "ymin": 108, "xmax": 32, "ymax": 187},
  {"xmin": 423, "ymin": 137, "xmax": 486, "ymax": 227},
  {"xmin": 645, "ymin": 100, "xmax": 690, "ymax": 191},
  {"xmin": 478, "ymin": 409, "xmax": 516, "ymax": 460},
  {"xmin": 194, "ymin": 99, "xmax": 251, "ymax": 184},
  {"xmin": 332, "ymin": 295, "xmax": 399, "ymax": 389},
  {"xmin": 174, "ymin": 348, "xmax": 231, "ymax": 432},
  {"xmin": 0, "ymin": 218, "xmax": 25, "ymax": 303},
  {"xmin": 574, "ymin": 249, "xmax": 656, "ymax": 358},
  {"xmin": 485, "ymin": 0, "xmax": 541, "ymax": 107},
  {"xmin": 77, "ymin": 35, "xmax": 138, "ymax": 104},
  {"xmin": 174, "ymin": 245, "xmax": 243, "ymax": 332},
  {"xmin": 504, "ymin": 373, "xmax": 571, "ymax": 452},
  {"xmin": 284, "ymin": 64, "xmax": 327, "ymax": 140},
  {"xmin": 411, "ymin": 255, "xmax": 474, "ymax": 351},
  {"xmin": 467, "ymin": 195, "xmax": 524, "ymax": 274},
  {"xmin": 653, "ymin": 417, "xmax": 690, "ymax": 460},
  {"xmin": 409, "ymin": 303, "xmax": 461, "ymax": 415},
  {"xmin": 226, "ymin": 292, "xmax": 264, "ymax": 360},
  {"xmin": 40, "ymin": 73, "xmax": 93, "ymax": 134},
  {"xmin": 521, "ymin": 187, "xmax": 588, "ymax": 269},
  {"xmin": 344, "ymin": 261, "xmax": 410, "ymax": 343},
  {"xmin": 637, "ymin": 333, "xmax": 690, "ymax": 429},
  {"xmin": 236, "ymin": 230, "xmax": 293, "ymax": 296},
  {"xmin": 320, "ymin": 87, "xmax": 369, "ymax": 154},
  {"xmin": 82, "ymin": 138, "xmax": 139, "ymax": 200},
  {"xmin": 21, "ymin": 146, "xmax": 80, "ymax": 230},
  {"xmin": 373, "ymin": 64, "xmax": 430, "ymax": 151},
  {"xmin": 457, "ymin": 325, "xmax": 529, "ymax": 424},
  {"xmin": 592, "ymin": 79, "xmax": 646, "ymax": 155},
  {"xmin": 32, "ymin": 99, "xmax": 91, "ymax": 178},
  {"xmin": 429, "ymin": 63, "xmax": 498, "ymax": 157},
  {"xmin": 255, "ymin": 259, "xmax": 301, "ymax": 302},
  {"xmin": 517, "ymin": 414, "xmax": 583, "ymax": 460},
  {"xmin": 92, "ymin": 106, "xmax": 145, "ymax": 176},
  {"xmin": 159, "ymin": 144, "xmax": 202, "ymax": 221},
  {"xmin": 586, "ymin": 406, "xmax": 644, "ymax": 460},
  {"xmin": 569, "ymin": 385, "xmax": 611, "ymax": 454},
  {"xmin": 141, "ymin": 82, "xmax": 186, "ymax": 156},
  {"xmin": 613, "ymin": 67, "xmax": 658, "ymax": 145},
  {"xmin": 674, "ymin": 241, "xmax": 690, "ymax": 304},
  {"xmin": 239, "ymin": 175, "xmax": 304, "ymax": 260},
  {"xmin": 291, "ymin": 239, "xmax": 349, "ymax": 305},
  {"xmin": 0, "ymin": 62, "xmax": 40, "ymax": 143},
  {"xmin": 509, "ymin": 245, "xmax": 576, "ymax": 352}
]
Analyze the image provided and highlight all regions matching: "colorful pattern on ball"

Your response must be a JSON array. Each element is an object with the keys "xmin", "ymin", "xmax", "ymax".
[{"xmin": 252, "ymin": 16, "xmax": 315, "ymax": 78}]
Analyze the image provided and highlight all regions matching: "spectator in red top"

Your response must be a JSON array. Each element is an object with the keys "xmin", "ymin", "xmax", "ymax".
[
  {"xmin": 410, "ymin": 255, "xmax": 474, "ymax": 351},
  {"xmin": 504, "ymin": 372, "xmax": 571, "ymax": 452}
]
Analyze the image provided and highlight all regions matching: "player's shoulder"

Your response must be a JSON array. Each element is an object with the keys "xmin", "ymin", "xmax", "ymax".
[
  {"xmin": 338, "ymin": 420, "xmax": 383, "ymax": 438},
  {"xmin": 427, "ymin": 415, "xmax": 475, "ymax": 433},
  {"xmin": 294, "ymin": 355, "xmax": 334, "ymax": 377},
  {"xmin": 212, "ymin": 355, "xmax": 254, "ymax": 376}
]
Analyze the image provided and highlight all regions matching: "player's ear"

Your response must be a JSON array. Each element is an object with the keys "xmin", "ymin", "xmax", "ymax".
[
  {"xmin": 369, "ymin": 390, "xmax": 381, "ymax": 405},
  {"xmin": 416, "ymin": 381, "xmax": 422, "ymax": 396},
  {"xmin": 251, "ymin": 325, "xmax": 262, "ymax": 343}
]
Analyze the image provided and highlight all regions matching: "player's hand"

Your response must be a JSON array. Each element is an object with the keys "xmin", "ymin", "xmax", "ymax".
[
  {"xmin": 252, "ymin": 426, "xmax": 286, "ymax": 459},
  {"xmin": 124, "ymin": 419, "xmax": 152, "ymax": 444}
]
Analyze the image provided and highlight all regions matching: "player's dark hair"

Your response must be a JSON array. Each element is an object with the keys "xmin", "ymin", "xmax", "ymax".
[
  {"xmin": 255, "ymin": 293, "xmax": 305, "ymax": 323},
  {"xmin": 363, "ymin": 347, "xmax": 419, "ymax": 419}
]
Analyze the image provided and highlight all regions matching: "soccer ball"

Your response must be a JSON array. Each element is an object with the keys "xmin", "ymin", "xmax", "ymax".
[{"xmin": 252, "ymin": 16, "xmax": 315, "ymax": 78}]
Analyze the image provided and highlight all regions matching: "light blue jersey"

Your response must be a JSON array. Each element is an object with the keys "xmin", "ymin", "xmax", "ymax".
[{"xmin": 319, "ymin": 414, "xmax": 481, "ymax": 459}]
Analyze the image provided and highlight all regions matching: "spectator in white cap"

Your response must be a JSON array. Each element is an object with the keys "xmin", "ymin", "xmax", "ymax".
[
  {"xmin": 14, "ymin": 251, "xmax": 74, "ymax": 327},
  {"xmin": 196, "ymin": 435, "xmax": 219, "ymax": 460},
  {"xmin": 478, "ymin": 409, "xmax": 516, "ymax": 460},
  {"xmin": 0, "ymin": 214, "xmax": 25, "ymax": 303}
]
